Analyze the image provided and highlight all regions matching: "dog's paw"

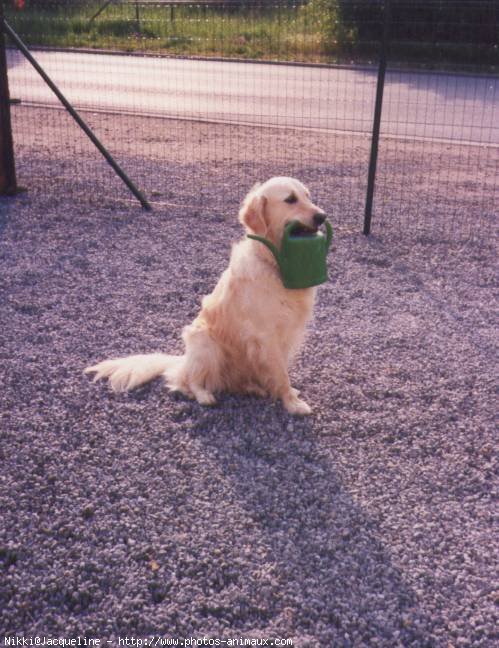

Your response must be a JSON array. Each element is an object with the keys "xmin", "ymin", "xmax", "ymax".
[
  {"xmin": 192, "ymin": 386, "xmax": 217, "ymax": 406},
  {"xmin": 283, "ymin": 395, "xmax": 312, "ymax": 416}
]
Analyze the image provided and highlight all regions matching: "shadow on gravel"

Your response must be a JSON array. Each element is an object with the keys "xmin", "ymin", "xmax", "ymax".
[
  {"xmin": 183, "ymin": 397, "xmax": 432, "ymax": 646},
  {"xmin": 0, "ymin": 196, "xmax": 17, "ymax": 238}
]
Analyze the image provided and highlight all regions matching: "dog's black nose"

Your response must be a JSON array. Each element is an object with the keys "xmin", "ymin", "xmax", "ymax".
[{"xmin": 313, "ymin": 213, "xmax": 326, "ymax": 226}]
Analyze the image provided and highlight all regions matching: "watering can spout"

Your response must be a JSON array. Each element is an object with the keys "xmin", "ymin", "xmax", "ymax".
[
  {"xmin": 325, "ymin": 220, "xmax": 333, "ymax": 249},
  {"xmin": 247, "ymin": 233, "xmax": 280, "ymax": 264}
]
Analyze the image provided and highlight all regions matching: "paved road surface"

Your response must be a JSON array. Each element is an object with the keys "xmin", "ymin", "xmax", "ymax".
[{"xmin": 7, "ymin": 49, "xmax": 499, "ymax": 145}]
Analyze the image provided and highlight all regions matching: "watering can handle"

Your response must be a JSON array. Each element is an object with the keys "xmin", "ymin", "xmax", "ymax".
[
  {"xmin": 247, "ymin": 234, "xmax": 280, "ymax": 263},
  {"xmin": 325, "ymin": 220, "xmax": 333, "ymax": 250}
]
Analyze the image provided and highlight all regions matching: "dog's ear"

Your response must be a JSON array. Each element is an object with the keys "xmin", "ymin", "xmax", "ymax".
[{"xmin": 239, "ymin": 188, "xmax": 268, "ymax": 235}]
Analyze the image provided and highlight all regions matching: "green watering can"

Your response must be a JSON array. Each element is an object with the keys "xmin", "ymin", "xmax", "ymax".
[{"xmin": 247, "ymin": 219, "xmax": 333, "ymax": 289}]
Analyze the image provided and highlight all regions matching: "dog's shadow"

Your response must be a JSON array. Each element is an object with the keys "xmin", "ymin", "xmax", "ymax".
[{"xmin": 167, "ymin": 393, "xmax": 432, "ymax": 644}]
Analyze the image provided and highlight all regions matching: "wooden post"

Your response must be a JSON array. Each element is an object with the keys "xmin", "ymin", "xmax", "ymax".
[{"xmin": 0, "ymin": 3, "xmax": 17, "ymax": 195}]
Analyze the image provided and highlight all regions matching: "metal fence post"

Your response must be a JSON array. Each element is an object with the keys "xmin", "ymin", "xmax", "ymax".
[
  {"xmin": 0, "ymin": 2, "xmax": 17, "ymax": 196},
  {"xmin": 89, "ymin": 0, "xmax": 114, "ymax": 25},
  {"xmin": 135, "ymin": 1, "xmax": 141, "ymax": 33},
  {"xmin": 363, "ymin": 0, "xmax": 391, "ymax": 235},
  {"xmin": 2, "ymin": 17, "xmax": 151, "ymax": 210}
]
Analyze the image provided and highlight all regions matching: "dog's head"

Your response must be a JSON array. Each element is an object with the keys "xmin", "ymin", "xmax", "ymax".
[{"xmin": 239, "ymin": 177, "xmax": 326, "ymax": 247}]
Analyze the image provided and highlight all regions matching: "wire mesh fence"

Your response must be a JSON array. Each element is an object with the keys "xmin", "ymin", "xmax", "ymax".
[{"xmin": 3, "ymin": 0, "xmax": 499, "ymax": 241}]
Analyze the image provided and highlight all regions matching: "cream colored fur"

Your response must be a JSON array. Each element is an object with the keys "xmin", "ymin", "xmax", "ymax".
[{"xmin": 85, "ymin": 177, "xmax": 326, "ymax": 415}]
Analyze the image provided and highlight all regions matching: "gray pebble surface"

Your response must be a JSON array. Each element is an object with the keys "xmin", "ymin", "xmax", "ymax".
[{"xmin": 0, "ymin": 136, "xmax": 497, "ymax": 646}]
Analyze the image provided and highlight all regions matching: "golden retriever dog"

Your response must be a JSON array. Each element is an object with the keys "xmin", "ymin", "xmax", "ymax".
[{"xmin": 85, "ymin": 177, "xmax": 327, "ymax": 415}]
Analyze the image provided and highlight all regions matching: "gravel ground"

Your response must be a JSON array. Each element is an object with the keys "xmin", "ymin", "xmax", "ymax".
[
  {"xmin": 10, "ymin": 104, "xmax": 498, "ymax": 241},
  {"xmin": 1, "ymin": 117, "xmax": 498, "ymax": 646}
]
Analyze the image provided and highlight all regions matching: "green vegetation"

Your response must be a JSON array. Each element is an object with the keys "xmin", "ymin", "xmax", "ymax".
[
  {"xmin": 5, "ymin": 1, "xmax": 497, "ymax": 71},
  {"xmin": 6, "ymin": 2, "xmax": 340, "ymax": 63}
]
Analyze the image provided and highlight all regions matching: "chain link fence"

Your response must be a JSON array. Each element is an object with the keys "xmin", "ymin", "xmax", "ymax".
[{"xmin": 3, "ymin": 0, "xmax": 498, "ymax": 240}]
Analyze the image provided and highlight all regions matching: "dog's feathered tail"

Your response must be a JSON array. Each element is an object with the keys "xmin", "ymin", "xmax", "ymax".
[{"xmin": 84, "ymin": 353, "xmax": 185, "ymax": 393}]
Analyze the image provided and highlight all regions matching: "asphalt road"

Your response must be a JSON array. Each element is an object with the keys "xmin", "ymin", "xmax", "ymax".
[{"xmin": 7, "ymin": 48, "xmax": 499, "ymax": 145}]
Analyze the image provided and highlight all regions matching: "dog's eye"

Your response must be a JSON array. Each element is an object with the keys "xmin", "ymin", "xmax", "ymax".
[{"xmin": 284, "ymin": 194, "xmax": 297, "ymax": 204}]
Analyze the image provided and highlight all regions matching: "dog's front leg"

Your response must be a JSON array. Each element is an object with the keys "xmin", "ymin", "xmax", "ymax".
[
  {"xmin": 282, "ymin": 388, "xmax": 312, "ymax": 416},
  {"xmin": 265, "ymin": 357, "xmax": 311, "ymax": 416}
]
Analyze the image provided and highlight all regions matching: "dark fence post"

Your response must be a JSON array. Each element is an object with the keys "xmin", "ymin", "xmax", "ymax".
[
  {"xmin": 0, "ymin": 2, "xmax": 17, "ymax": 196},
  {"xmin": 363, "ymin": 0, "xmax": 391, "ymax": 235},
  {"xmin": 88, "ymin": 0, "xmax": 114, "ymax": 25},
  {"xmin": 135, "ymin": 1, "xmax": 141, "ymax": 33},
  {"xmin": 3, "ymin": 17, "xmax": 151, "ymax": 210}
]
